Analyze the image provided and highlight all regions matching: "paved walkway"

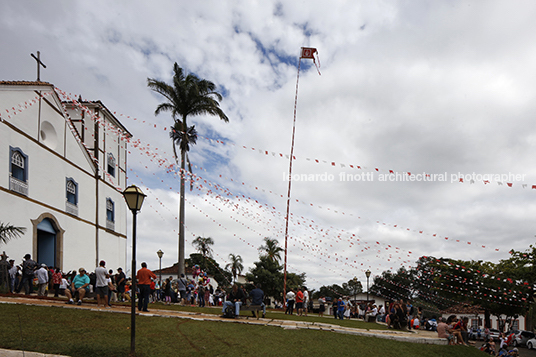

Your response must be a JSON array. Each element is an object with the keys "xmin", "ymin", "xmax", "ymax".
[{"xmin": 0, "ymin": 295, "xmax": 446, "ymax": 356}]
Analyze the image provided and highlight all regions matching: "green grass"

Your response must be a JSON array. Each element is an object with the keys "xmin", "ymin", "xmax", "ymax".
[
  {"xmin": 0, "ymin": 303, "xmax": 487, "ymax": 357},
  {"xmin": 137, "ymin": 302, "xmax": 389, "ymax": 330}
]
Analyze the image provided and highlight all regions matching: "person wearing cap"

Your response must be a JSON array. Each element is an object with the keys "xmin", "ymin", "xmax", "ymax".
[
  {"xmin": 17, "ymin": 253, "xmax": 37, "ymax": 295},
  {"xmin": 35, "ymin": 263, "xmax": 49, "ymax": 296},
  {"xmin": 95, "ymin": 260, "xmax": 110, "ymax": 308},
  {"xmin": 65, "ymin": 268, "xmax": 90, "ymax": 305}
]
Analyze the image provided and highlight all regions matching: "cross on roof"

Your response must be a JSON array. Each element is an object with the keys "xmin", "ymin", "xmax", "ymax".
[{"xmin": 30, "ymin": 51, "xmax": 46, "ymax": 81}]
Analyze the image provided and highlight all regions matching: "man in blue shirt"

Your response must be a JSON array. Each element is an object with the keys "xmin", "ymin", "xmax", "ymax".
[
  {"xmin": 337, "ymin": 297, "xmax": 345, "ymax": 320},
  {"xmin": 65, "ymin": 267, "xmax": 90, "ymax": 305},
  {"xmin": 249, "ymin": 283, "xmax": 266, "ymax": 318}
]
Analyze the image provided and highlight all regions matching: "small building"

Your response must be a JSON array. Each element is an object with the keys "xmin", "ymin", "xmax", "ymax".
[
  {"xmin": 153, "ymin": 263, "xmax": 221, "ymax": 290},
  {"xmin": 441, "ymin": 303, "xmax": 526, "ymax": 331}
]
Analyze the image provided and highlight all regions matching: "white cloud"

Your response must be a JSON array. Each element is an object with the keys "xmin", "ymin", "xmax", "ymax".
[{"xmin": 3, "ymin": 0, "xmax": 536, "ymax": 290}]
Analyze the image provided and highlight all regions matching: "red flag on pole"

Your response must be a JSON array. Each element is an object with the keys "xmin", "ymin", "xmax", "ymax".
[
  {"xmin": 301, "ymin": 47, "xmax": 317, "ymax": 59},
  {"xmin": 300, "ymin": 47, "xmax": 321, "ymax": 75}
]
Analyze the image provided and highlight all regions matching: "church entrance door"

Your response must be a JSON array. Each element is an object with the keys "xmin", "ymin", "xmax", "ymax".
[{"xmin": 37, "ymin": 218, "xmax": 56, "ymax": 267}]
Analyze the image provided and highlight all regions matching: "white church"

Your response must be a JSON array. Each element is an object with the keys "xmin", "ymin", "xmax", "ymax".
[{"xmin": 0, "ymin": 80, "xmax": 131, "ymax": 272}]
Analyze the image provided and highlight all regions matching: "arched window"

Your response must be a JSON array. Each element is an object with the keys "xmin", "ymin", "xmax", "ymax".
[
  {"xmin": 106, "ymin": 198, "xmax": 115, "ymax": 222},
  {"xmin": 66, "ymin": 178, "xmax": 78, "ymax": 205},
  {"xmin": 9, "ymin": 146, "xmax": 29, "ymax": 195},
  {"xmin": 107, "ymin": 153, "xmax": 116, "ymax": 177},
  {"xmin": 10, "ymin": 147, "xmax": 27, "ymax": 181}
]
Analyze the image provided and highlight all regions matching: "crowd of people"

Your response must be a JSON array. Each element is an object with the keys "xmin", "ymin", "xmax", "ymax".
[{"xmin": 6, "ymin": 254, "xmax": 237, "ymax": 311}]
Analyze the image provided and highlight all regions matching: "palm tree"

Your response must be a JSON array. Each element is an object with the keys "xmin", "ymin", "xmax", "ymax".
[
  {"xmin": 260, "ymin": 237, "xmax": 283, "ymax": 264},
  {"xmin": 226, "ymin": 253, "xmax": 243, "ymax": 284},
  {"xmin": 148, "ymin": 63, "xmax": 228, "ymax": 276},
  {"xmin": 192, "ymin": 236, "xmax": 214, "ymax": 270},
  {"xmin": 0, "ymin": 222, "xmax": 25, "ymax": 245}
]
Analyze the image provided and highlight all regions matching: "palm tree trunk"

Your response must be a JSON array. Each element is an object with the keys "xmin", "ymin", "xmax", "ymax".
[{"xmin": 178, "ymin": 147, "xmax": 186, "ymax": 277}]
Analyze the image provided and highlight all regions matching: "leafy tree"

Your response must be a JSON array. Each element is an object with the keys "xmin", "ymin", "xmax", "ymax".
[
  {"xmin": 0, "ymin": 222, "xmax": 25, "ymax": 244},
  {"xmin": 259, "ymin": 237, "xmax": 283, "ymax": 263},
  {"xmin": 344, "ymin": 278, "xmax": 363, "ymax": 298},
  {"xmin": 148, "ymin": 63, "xmax": 228, "ymax": 276},
  {"xmin": 245, "ymin": 255, "xmax": 305, "ymax": 305},
  {"xmin": 186, "ymin": 253, "xmax": 232, "ymax": 287},
  {"xmin": 226, "ymin": 253, "xmax": 243, "ymax": 284},
  {"xmin": 369, "ymin": 267, "xmax": 415, "ymax": 302},
  {"xmin": 246, "ymin": 255, "xmax": 284, "ymax": 303},
  {"xmin": 314, "ymin": 284, "xmax": 347, "ymax": 301}
]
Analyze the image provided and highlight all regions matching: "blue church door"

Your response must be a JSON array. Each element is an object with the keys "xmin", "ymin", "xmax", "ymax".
[{"xmin": 37, "ymin": 219, "xmax": 56, "ymax": 267}]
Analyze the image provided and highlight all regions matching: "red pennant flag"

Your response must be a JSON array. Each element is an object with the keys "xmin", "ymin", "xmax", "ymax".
[{"xmin": 301, "ymin": 47, "xmax": 317, "ymax": 59}]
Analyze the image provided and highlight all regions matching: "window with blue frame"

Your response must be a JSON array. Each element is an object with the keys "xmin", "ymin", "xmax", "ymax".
[
  {"xmin": 106, "ymin": 198, "xmax": 115, "ymax": 222},
  {"xmin": 66, "ymin": 178, "xmax": 78, "ymax": 205},
  {"xmin": 10, "ymin": 147, "xmax": 27, "ymax": 182},
  {"xmin": 107, "ymin": 153, "xmax": 115, "ymax": 177}
]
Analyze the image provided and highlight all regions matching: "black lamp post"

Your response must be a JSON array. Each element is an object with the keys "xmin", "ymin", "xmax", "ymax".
[
  {"xmin": 365, "ymin": 269, "xmax": 371, "ymax": 304},
  {"xmin": 122, "ymin": 184, "xmax": 146, "ymax": 357},
  {"xmin": 157, "ymin": 249, "xmax": 163, "ymax": 299}
]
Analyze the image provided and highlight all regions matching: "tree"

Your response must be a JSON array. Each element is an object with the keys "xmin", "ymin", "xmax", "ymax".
[
  {"xmin": 148, "ymin": 63, "xmax": 229, "ymax": 276},
  {"xmin": 246, "ymin": 255, "xmax": 305, "ymax": 305},
  {"xmin": 259, "ymin": 237, "xmax": 283, "ymax": 264},
  {"xmin": 186, "ymin": 253, "xmax": 232, "ymax": 288},
  {"xmin": 226, "ymin": 253, "xmax": 243, "ymax": 284},
  {"xmin": 192, "ymin": 236, "xmax": 214, "ymax": 270},
  {"xmin": 0, "ymin": 222, "xmax": 25, "ymax": 244}
]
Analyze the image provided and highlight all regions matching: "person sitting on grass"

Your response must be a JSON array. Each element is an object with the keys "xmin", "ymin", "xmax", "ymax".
[
  {"xmin": 65, "ymin": 267, "xmax": 90, "ymax": 305},
  {"xmin": 480, "ymin": 336, "xmax": 496, "ymax": 355}
]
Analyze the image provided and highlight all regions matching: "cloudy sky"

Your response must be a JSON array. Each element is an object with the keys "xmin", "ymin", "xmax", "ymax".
[{"xmin": 2, "ymin": 1, "xmax": 536, "ymax": 291}]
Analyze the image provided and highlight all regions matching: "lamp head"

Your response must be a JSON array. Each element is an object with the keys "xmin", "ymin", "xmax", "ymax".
[
  {"xmin": 365, "ymin": 269, "xmax": 371, "ymax": 278},
  {"xmin": 122, "ymin": 185, "xmax": 146, "ymax": 212},
  {"xmin": 157, "ymin": 249, "xmax": 164, "ymax": 259}
]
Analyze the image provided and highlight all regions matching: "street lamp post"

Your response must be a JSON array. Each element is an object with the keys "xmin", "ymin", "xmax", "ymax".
[
  {"xmin": 157, "ymin": 250, "xmax": 163, "ymax": 301},
  {"xmin": 122, "ymin": 185, "xmax": 146, "ymax": 357},
  {"xmin": 365, "ymin": 269, "xmax": 371, "ymax": 304}
]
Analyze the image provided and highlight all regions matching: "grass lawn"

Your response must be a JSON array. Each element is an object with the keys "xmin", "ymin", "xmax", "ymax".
[{"xmin": 0, "ymin": 303, "xmax": 486, "ymax": 357}]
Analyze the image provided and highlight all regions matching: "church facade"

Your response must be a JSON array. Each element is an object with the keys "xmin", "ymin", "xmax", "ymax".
[{"xmin": 0, "ymin": 81, "xmax": 131, "ymax": 272}]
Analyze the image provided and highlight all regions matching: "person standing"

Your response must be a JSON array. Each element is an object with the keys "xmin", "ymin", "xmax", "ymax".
[
  {"xmin": 95, "ymin": 260, "xmax": 110, "ymax": 308},
  {"xmin": 136, "ymin": 262, "xmax": 156, "ymax": 312},
  {"xmin": 35, "ymin": 264, "xmax": 49, "ymax": 296},
  {"xmin": 8, "ymin": 260, "xmax": 17, "ymax": 293},
  {"xmin": 52, "ymin": 267, "xmax": 62, "ymax": 297},
  {"xmin": 337, "ymin": 297, "xmax": 345, "ymax": 320},
  {"xmin": 115, "ymin": 267, "xmax": 126, "ymax": 302},
  {"xmin": 18, "ymin": 253, "xmax": 37, "ymax": 295},
  {"xmin": 318, "ymin": 296, "xmax": 326, "ymax": 317},
  {"xmin": 296, "ymin": 287, "xmax": 304, "ymax": 316},
  {"xmin": 303, "ymin": 287, "xmax": 309, "ymax": 316},
  {"xmin": 285, "ymin": 289, "xmax": 295, "ymax": 315},
  {"xmin": 177, "ymin": 274, "xmax": 187, "ymax": 304}
]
